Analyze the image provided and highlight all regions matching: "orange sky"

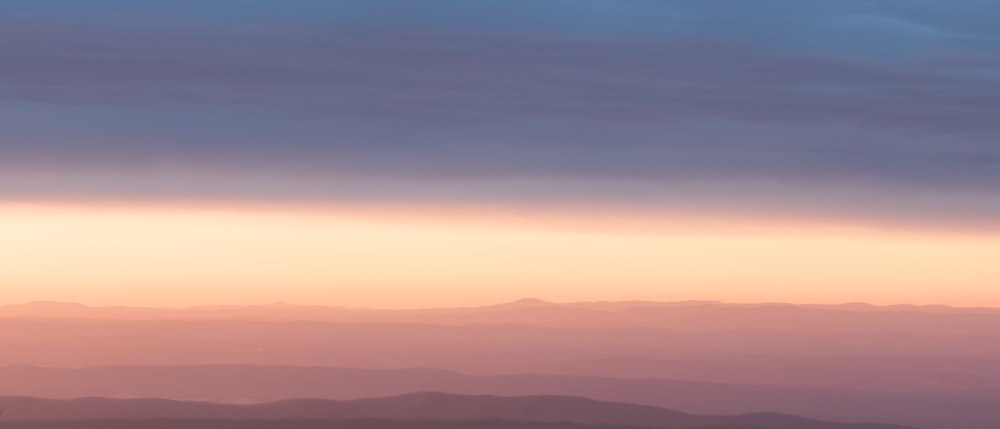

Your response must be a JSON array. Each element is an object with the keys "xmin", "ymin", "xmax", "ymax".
[{"xmin": 1, "ymin": 202, "xmax": 998, "ymax": 308}]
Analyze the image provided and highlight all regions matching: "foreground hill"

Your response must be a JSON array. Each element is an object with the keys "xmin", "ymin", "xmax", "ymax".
[
  {"xmin": 0, "ymin": 393, "xmax": 914, "ymax": 429},
  {"xmin": 0, "ymin": 365, "xmax": 991, "ymax": 429},
  {"xmin": 0, "ymin": 418, "xmax": 764, "ymax": 429}
]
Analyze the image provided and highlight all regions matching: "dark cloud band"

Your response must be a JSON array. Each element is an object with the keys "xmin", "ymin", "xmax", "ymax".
[{"xmin": 1, "ymin": 0, "xmax": 998, "ymax": 229}]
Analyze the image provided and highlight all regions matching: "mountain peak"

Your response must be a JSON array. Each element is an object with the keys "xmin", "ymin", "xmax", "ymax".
[
  {"xmin": 497, "ymin": 298, "xmax": 556, "ymax": 308},
  {"xmin": 1, "ymin": 301, "xmax": 93, "ymax": 314}
]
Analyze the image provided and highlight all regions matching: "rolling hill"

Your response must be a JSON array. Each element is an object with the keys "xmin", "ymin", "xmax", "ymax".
[{"xmin": 0, "ymin": 392, "xmax": 915, "ymax": 429}]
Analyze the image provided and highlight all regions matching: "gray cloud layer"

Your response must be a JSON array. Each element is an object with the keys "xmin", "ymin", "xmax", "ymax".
[{"xmin": 1, "ymin": 1, "xmax": 998, "ymax": 228}]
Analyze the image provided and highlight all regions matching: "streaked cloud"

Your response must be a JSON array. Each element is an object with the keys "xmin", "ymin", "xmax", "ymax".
[{"xmin": 1, "ymin": 0, "xmax": 998, "ymax": 230}]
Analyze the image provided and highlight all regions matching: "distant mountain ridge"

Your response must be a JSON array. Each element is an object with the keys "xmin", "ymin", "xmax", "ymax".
[
  {"xmin": 2, "ymin": 299, "xmax": 997, "ymax": 321},
  {"xmin": 0, "ymin": 392, "xmax": 915, "ymax": 429}
]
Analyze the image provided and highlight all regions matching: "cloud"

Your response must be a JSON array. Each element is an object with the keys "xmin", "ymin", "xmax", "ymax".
[
  {"xmin": 2, "ymin": 0, "xmax": 997, "ymax": 50},
  {"xmin": 0, "ymin": 1, "xmax": 998, "ymax": 229}
]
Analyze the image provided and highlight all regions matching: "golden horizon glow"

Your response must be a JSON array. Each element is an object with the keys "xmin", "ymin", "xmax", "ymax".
[{"xmin": 1, "ymin": 202, "xmax": 998, "ymax": 308}]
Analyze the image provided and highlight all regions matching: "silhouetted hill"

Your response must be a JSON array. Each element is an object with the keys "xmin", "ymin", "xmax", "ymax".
[
  {"xmin": 0, "ymin": 393, "xmax": 915, "ymax": 429},
  {"xmin": 0, "ymin": 365, "xmax": 993, "ymax": 428},
  {"xmin": 0, "ymin": 420, "xmax": 805, "ymax": 429},
  {"xmin": 0, "ymin": 419, "xmax": 658, "ymax": 429}
]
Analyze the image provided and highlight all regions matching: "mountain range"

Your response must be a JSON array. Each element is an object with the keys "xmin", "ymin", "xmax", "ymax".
[
  {"xmin": 0, "ymin": 392, "xmax": 915, "ymax": 429},
  {"xmin": 3, "ymin": 300, "xmax": 999, "ymax": 429}
]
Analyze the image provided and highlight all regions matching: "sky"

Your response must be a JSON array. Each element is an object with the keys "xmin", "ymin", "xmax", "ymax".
[{"xmin": 1, "ymin": 0, "xmax": 998, "ymax": 308}]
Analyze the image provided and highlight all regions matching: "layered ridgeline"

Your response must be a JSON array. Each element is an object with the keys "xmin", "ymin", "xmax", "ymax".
[
  {"xmin": 0, "ymin": 365, "xmax": 991, "ymax": 429},
  {"xmin": 5, "ymin": 300, "xmax": 1000, "ymax": 388},
  {"xmin": 3, "ymin": 300, "xmax": 1000, "ymax": 428},
  {"xmin": 0, "ymin": 392, "xmax": 914, "ymax": 429}
]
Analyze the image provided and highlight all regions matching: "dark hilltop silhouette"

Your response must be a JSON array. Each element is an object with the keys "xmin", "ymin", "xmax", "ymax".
[{"xmin": 0, "ymin": 392, "xmax": 916, "ymax": 429}]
